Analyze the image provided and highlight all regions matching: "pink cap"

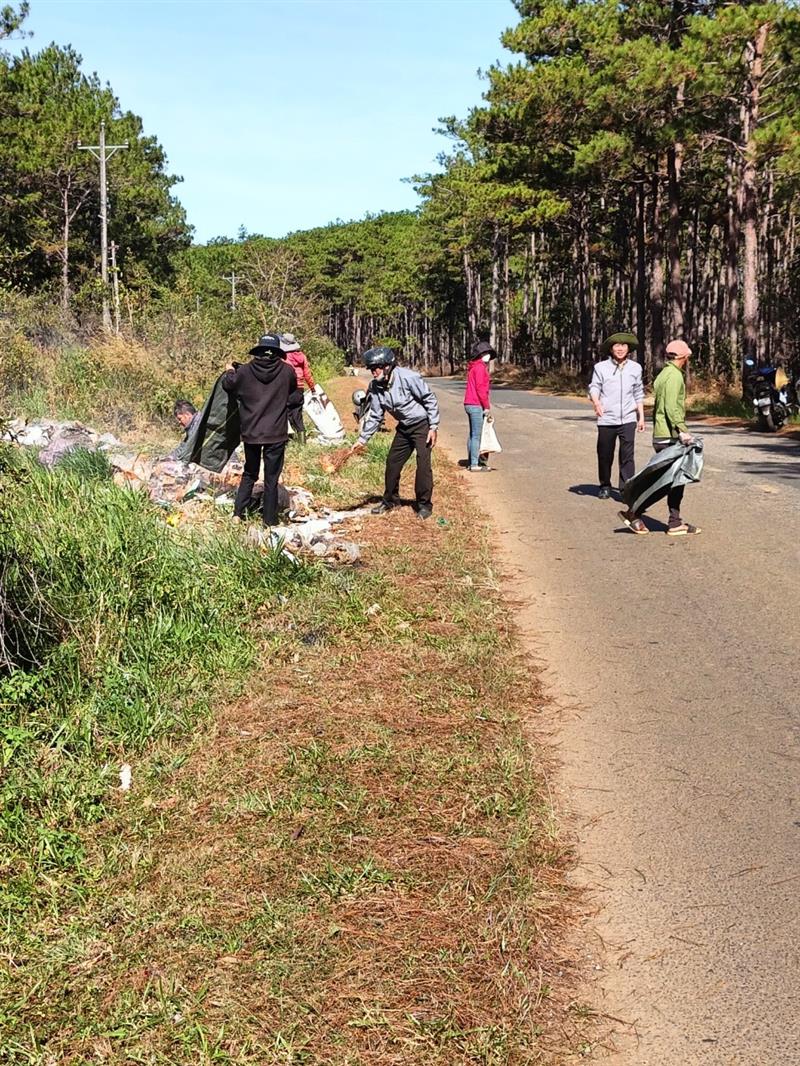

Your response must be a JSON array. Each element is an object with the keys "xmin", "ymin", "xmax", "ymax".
[{"xmin": 665, "ymin": 339, "xmax": 692, "ymax": 357}]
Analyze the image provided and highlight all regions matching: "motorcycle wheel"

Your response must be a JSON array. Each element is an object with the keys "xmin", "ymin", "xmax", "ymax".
[{"xmin": 757, "ymin": 408, "xmax": 776, "ymax": 432}]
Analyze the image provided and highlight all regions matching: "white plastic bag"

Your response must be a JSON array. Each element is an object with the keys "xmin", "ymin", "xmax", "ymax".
[
  {"xmin": 303, "ymin": 390, "xmax": 345, "ymax": 443},
  {"xmin": 479, "ymin": 414, "xmax": 502, "ymax": 454}
]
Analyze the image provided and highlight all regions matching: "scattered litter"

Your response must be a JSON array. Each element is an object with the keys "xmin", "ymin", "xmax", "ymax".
[
  {"xmin": 245, "ymin": 526, "xmax": 298, "ymax": 562},
  {"xmin": 366, "ymin": 603, "xmax": 382, "ymax": 617},
  {"xmin": 118, "ymin": 763, "xmax": 132, "ymax": 792},
  {"xmin": 39, "ymin": 425, "xmax": 100, "ymax": 469},
  {"xmin": 4, "ymin": 417, "xmax": 366, "ymax": 566}
]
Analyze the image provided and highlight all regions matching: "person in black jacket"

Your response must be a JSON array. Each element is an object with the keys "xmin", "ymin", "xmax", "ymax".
[{"xmin": 222, "ymin": 333, "xmax": 303, "ymax": 526}]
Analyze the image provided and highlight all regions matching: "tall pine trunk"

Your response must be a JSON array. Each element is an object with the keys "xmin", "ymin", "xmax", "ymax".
[
  {"xmin": 61, "ymin": 186, "xmax": 71, "ymax": 313},
  {"xmin": 724, "ymin": 159, "xmax": 740, "ymax": 367},
  {"xmin": 577, "ymin": 200, "xmax": 592, "ymax": 375},
  {"xmin": 635, "ymin": 180, "xmax": 650, "ymax": 379},
  {"xmin": 741, "ymin": 21, "xmax": 770, "ymax": 365},
  {"xmin": 462, "ymin": 246, "xmax": 480, "ymax": 337},
  {"xmin": 489, "ymin": 223, "xmax": 502, "ymax": 352},
  {"xmin": 667, "ymin": 142, "xmax": 684, "ymax": 338},
  {"xmin": 649, "ymin": 165, "xmax": 666, "ymax": 364}
]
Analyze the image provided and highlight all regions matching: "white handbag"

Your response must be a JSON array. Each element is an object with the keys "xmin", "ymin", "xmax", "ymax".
[{"xmin": 479, "ymin": 414, "xmax": 502, "ymax": 454}]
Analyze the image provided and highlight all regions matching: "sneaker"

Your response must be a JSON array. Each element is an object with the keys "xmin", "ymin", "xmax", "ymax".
[
  {"xmin": 666, "ymin": 522, "xmax": 702, "ymax": 536},
  {"xmin": 417, "ymin": 505, "xmax": 433, "ymax": 520},
  {"xmin": 598, "ymin": 486, "xmax": 611, "ymax": 499},
  {"xmin": 618, "ymin": 510, "xmax": 649, "ymax": 535},
  {"xmin": 371, "ymin": 500, "xmax": 394, "ymax": 515},
  {"xmin": 468, "ymin": 465, "xmax": 490, "ymax": 472}
]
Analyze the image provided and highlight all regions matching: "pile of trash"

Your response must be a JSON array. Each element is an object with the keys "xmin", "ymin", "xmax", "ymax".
[{"xmin": 2, "ymin": 417, "xmax": 364, "ymax": 564}]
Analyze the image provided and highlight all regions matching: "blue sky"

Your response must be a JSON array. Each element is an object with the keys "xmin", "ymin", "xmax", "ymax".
[{"xmin": 12, "ymin": 1, "xmax": 515, "ymax": 243}]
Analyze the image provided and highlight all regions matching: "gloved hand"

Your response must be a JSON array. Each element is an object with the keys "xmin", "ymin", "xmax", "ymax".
[
  {"xmin": 313, "ymin": 383, "xmax": 329, "ymax": 407},
  {"xmin": 678, "ymin": 431, "xmax": 695, "ymax": 445}
]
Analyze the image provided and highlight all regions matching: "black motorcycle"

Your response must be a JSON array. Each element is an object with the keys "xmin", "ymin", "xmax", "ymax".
[{"xmin": 742, "ymin": 359, "xmax": 799, "ymax": 431}]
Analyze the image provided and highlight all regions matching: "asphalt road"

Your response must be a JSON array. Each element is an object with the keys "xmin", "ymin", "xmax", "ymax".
[{"xmin": 434, "ymin": 380, "xmax": 800, "ymax": 1066}]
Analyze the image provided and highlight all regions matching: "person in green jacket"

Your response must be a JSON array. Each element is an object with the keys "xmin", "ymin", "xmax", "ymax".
[{"xmin": 619, "ymin": 339, "xmax": 702, "ymax": 536}]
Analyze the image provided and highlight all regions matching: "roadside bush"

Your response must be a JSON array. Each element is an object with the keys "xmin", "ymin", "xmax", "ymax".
[
  {"xmin": 0, "ymin": 446, "xmax": 312, "ymax": 916},
  {"xmin": 0, "ymin": 290, "xmax": 346, "ymax": 437},
  {"xmin": 0, "ymin": 322, "xmax": 38, "ymax": 398},
  {"xmin": 303, "ymin": 333, "xmax": 345, "ymax": 380}
]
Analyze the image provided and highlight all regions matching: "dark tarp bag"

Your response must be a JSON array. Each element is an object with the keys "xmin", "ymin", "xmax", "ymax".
[
  {"xmin": 622, "ymin": 438, "xmax": 704, "ymax": 515},
  {"xmin": 175, "ymin": 372, "xmax": 241, "ymax": 472}
]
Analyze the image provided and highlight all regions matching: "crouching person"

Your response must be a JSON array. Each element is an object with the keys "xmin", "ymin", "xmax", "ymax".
[
  {"xmin": 352, "ymin": 346, "xmax": 439, "ymax": 520},
  {"xmin": 222, "ymin": 333, "xmax": 303, "ymax": 527},
  {"xmin": 169, "ymin": 400, "xmax": 200, "ymax": 459}
]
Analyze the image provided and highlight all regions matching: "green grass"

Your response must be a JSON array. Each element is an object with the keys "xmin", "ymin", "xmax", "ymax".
[{"xmin": 0, "ymin": 445, "xmax": 313, "ymax": 927}]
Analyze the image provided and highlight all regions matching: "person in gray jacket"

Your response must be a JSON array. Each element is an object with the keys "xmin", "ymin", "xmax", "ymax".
[
  {"xmin": 351, "ymin": 346, "xmax": 439, "ymax": 519},
  {"xmin": 588, "ymin": 331, "xmax": 645, "ymax": 499}
]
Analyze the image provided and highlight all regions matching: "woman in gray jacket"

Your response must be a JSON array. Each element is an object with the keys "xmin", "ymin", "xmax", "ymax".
[{"xmin": 588, "ymin": 331, "xmax": 645, "ymax": 499}]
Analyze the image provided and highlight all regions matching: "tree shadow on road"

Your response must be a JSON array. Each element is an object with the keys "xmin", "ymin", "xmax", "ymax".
[
  {"xmin": 736, "ymin": 461, "xmax": 800, "ymax": 479},
  {"xmin": 728, "ymin": 437, "xmax": 800, "ymax": 479}
]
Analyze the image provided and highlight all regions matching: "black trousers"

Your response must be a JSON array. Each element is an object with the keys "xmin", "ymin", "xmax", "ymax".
[
  {"xmin": 234, "ymin": 441, "xmax": 287, "ymax": 526},
  {"xmin": 289, "ymin": 402, "xmax": 305, "ymax": 437},
  {"xmin": 651, "ymin": 440, "xmax": 684, "ymax": 522},
  {"xmin": 384, "ymin": 420, "xmax": 433, "ymax": 508},
  {"xmin": 597, "ymin": 422, "xmax": 637, "ymax": 488}
]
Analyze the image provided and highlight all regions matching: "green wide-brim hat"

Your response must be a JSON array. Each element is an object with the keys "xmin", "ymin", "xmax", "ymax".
[{"xmin": 601, "ymin": 332, "xmax": 639, "ymax": 354}]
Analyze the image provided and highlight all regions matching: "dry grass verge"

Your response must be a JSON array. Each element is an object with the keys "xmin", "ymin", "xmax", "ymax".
[{"xmin": 3, "ymin": 380, "xmax": 590, "ymax": 1064}]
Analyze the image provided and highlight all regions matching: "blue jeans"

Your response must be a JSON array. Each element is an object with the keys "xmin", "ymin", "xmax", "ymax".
[{"xmin": 465, "ymin": 404, "xmax": 484, "ymax": 468}]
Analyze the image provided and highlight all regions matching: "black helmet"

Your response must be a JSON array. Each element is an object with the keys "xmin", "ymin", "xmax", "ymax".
[
  {"xmin": 362, "ymin": 347, "xmax": 396, "ymax": 371},
  {"xmin": 351, "ymin": 388, "xmax": 367, "ymax": 406}
]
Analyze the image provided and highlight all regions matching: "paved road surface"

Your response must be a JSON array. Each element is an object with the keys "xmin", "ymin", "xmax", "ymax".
[{"xmin": 434, "ymin": 380, "xmax": 800, "ymax": 1065}]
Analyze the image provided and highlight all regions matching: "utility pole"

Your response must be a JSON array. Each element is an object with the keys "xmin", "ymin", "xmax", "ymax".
[
  {"xmin": 222, "ymin": 271, "xmax": 237, "ymax": 311},
  {"xmin": 110, "ymin": 241, "xmax": 121, "ymax": 335},
  {"xmin": 78, "ymin": 121, "xmax": 128, "ymax": 331}
]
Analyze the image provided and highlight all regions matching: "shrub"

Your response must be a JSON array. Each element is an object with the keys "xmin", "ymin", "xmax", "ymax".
[{"xmin": 0, "ymin": 292, "xmax": 346, "ymax": 433}]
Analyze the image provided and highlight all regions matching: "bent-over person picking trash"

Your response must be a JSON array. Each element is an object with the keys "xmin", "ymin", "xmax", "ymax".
[{"xmin": 347, "ymin": 347, "xmax": 440, "ymax": 519}]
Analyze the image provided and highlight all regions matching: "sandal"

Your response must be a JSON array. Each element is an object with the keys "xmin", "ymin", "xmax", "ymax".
[
  {"xmin": 667, "ymin": 523, "xmax": 702, "ymax": 536},
  {"xmin": 618, "ymin": 510, "xmax": 649, "ymax": 535}
]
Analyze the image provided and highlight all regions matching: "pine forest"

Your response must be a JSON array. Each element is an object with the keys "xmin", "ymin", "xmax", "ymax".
[{"xmin": 2, "ymin": 1, "xmax": 800, "ymax": 384}]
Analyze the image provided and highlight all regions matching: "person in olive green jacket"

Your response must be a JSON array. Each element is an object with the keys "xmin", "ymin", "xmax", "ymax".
[{"xmin": 619, "ymin": 339, "xmax": 702, "ymax": 536}]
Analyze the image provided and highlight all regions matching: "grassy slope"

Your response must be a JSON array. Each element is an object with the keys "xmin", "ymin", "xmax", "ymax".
[{"xmin": 1, "ymin": 379, "xmax": 589, "ymax": 1064}]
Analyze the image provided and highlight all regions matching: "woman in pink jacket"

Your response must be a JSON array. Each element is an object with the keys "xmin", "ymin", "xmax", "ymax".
[
  {"xmin": 279, "ymin": 333, "xmax": 315, "ymax": 444},
  {"xmin": 463, "ymin": 340, "xmax": 494, "ymax": 471}
]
